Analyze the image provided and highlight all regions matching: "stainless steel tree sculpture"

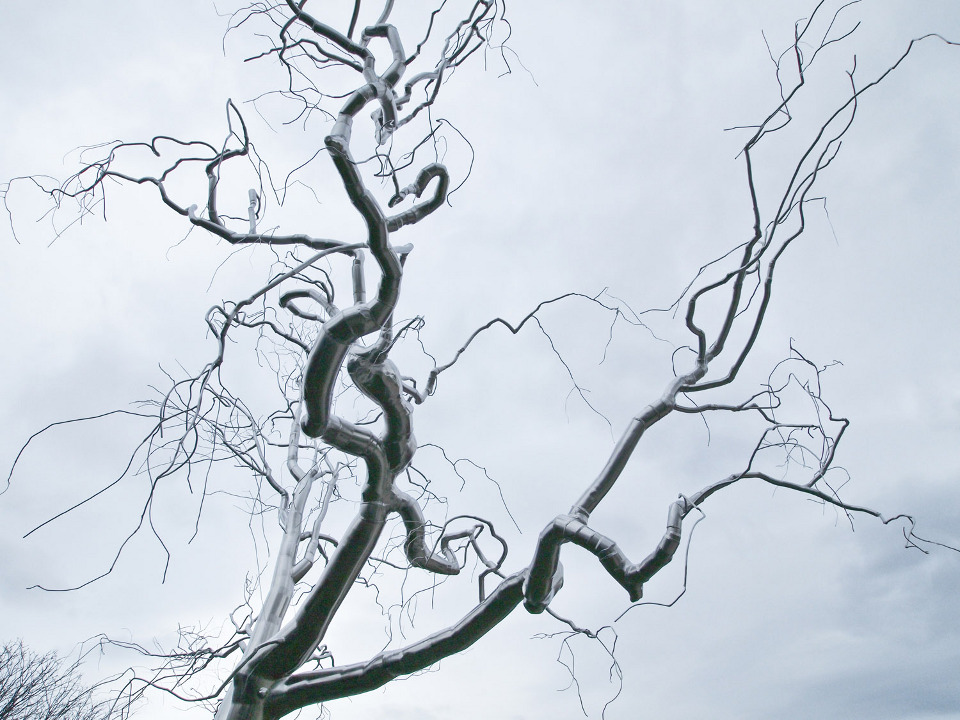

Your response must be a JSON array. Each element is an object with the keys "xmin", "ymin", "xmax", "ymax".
[{"xmin": 4, "ymin": 2, "xmax": 957, "ymax": 719}]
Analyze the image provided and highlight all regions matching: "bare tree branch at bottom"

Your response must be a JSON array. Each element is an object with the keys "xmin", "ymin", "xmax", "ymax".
[{"xmin": 0, "ymin": 640, "xmax": 111, "ymax": 720}]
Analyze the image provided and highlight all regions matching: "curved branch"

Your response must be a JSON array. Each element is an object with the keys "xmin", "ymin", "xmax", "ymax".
[{"xmin": 265, "ymin": 573, "xmax": 524, "ymax": 716}]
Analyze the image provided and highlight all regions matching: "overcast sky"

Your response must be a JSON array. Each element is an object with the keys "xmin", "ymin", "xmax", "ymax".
[{"xmin": 2, "ymin": 2, "xmax": 960, "ymax": 719}]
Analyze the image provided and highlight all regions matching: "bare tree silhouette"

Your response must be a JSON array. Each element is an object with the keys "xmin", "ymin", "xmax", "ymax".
[{"xmin": 0, "ymin": 640, "xmax": 109, "ymax": 720}]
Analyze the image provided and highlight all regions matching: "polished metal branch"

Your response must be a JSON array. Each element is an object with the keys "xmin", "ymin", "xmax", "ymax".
[
  {"xmin": 523, "ymin": 499, "xmax": 687, "ymax": 613},
  {"xmin": 265, "ymin": 573, "xmax": 525, "ymax": 717},
  {"xmin": 218, "ymin": 18, "xmax": 463, "ymax": 720}
]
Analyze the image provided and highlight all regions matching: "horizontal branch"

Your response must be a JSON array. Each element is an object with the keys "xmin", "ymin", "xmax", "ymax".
[{"xmin": 265, "ymin": 573, "xmax": 524, "ymax": 716}]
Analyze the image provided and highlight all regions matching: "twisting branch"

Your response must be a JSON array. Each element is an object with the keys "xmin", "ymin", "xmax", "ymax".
[{"xmin": 518, "ymin": 4, "xmax": 959, "ymax": 617}]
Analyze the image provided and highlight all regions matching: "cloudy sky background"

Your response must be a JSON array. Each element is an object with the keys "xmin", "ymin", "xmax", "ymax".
[{"xmin": 2, "ymin": 1, "xmax": 960, "ymax": 719}]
